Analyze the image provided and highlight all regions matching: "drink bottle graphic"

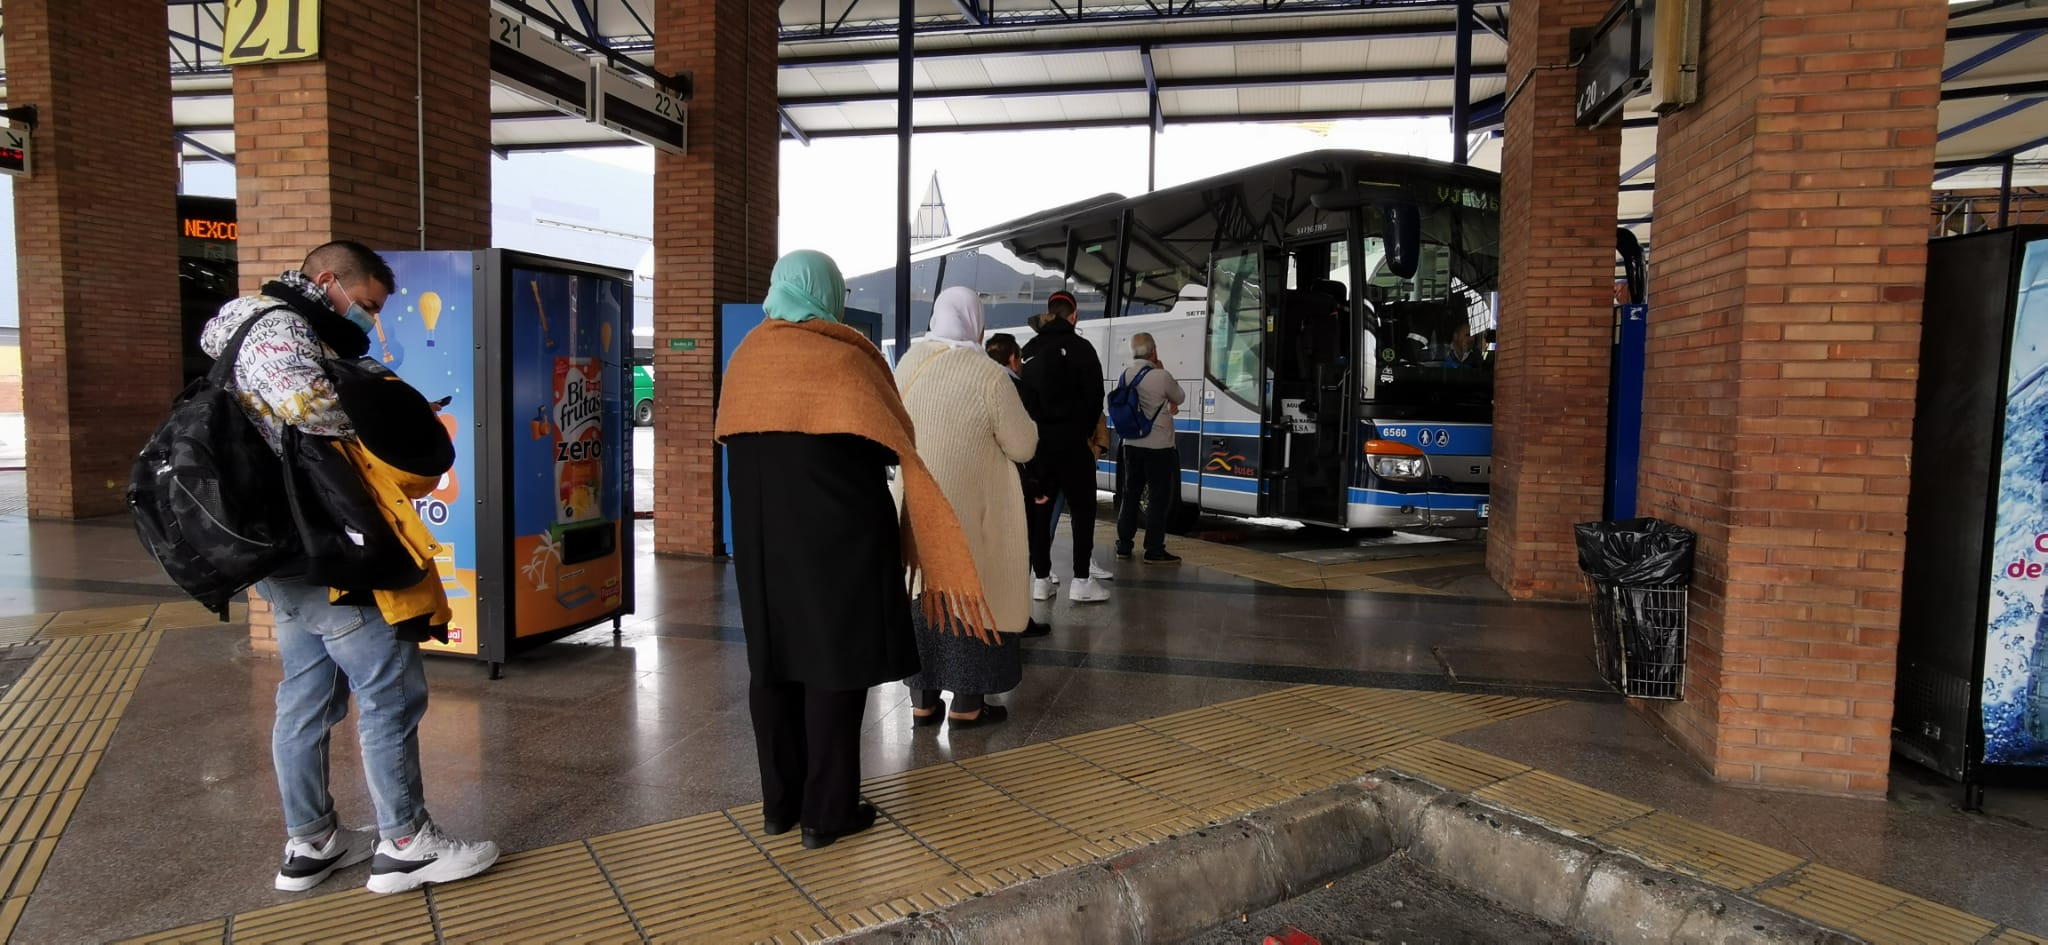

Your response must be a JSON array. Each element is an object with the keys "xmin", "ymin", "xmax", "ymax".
[{"xmin": 2027, "ymin": 612, "xmax": 2048, "ymax": 746}]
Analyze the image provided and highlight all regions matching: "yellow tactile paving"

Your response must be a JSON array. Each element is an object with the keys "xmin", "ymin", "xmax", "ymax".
[
  {"xmin": 431, "ymin": 841, "xmax": 640, "ymax": 944},
  {"xmin": 1375, "ymin": 739, "xmax": 1530, "ymax": 792},
  {"xmin": 1759, "ymin": 863, "xmax": 2002, "ymax": 945},
  {"xmin": 1473, "ymin": 770, "xmax": 1653, "ymax": 837},
  {"xmin": 1596, "ymin": 811, "xmax": 1804, "ymax": 891},
  {"xmin": 961, "ymin": 740, "xmax": 1193, "ymax": 842},
  {"xmin": 592, "ymin": 811, "xmax": 835, "ymax": 944},
  {"xmin": 1991, "ymin": 930, "xmax": 2048, "ymax": 945},
  {"xmin": 228, "ymin": 889, "xmax": 436, "ymax": 945}
]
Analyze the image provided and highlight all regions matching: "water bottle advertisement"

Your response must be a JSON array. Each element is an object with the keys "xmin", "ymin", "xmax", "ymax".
[
  {"xmin": 506, "ymin": 266, "xmax": 629, "ymax": 640},
  {"xmin": 1984, "ymin": 238, "xmax": 2048, "ymax": 766},
  {"xmin": 380, "ymin": 251, "xmax": 482, "ymax": 658}
]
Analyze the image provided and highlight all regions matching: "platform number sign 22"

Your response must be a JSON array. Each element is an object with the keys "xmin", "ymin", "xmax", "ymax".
[{"xmin": 222, "ymin": 0, "xmax": 320, "ymax": 66}]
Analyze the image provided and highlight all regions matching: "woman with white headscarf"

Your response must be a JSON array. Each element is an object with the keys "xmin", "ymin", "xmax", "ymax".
[{"xmin": 893, "ymin": 285, "xmax": 1040, "ymax": 728}]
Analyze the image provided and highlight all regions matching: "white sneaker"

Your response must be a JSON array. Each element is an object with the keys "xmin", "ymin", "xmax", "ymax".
[
  {"xmin": 1069, "ymin": 577, "xmax": 1110, "ymax": 603},
  {"xmin": 276, "ymin": 826, "xmax": 376, "ymax": 892},
  {"xmin": 365, "ymin": 819, "xmax": 500, "ymax": 894},
  {"xmin": 1033, "ymin": 577, "xmax": 1056, "ymax": 601},
  {"xmin": 1089, "ymin": 561, "xmax": 1115, "ymax": 581}
]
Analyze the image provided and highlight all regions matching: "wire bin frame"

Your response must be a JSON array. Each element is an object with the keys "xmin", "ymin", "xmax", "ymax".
[{"xmin": 1588, "ymin": 581, "xmax": 1687, "ymax": 700}]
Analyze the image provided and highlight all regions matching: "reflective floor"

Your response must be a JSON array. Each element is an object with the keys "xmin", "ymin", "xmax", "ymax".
[{"xmin": 1, "ymin": 469, "xmax": 2044, "ymax": 943}]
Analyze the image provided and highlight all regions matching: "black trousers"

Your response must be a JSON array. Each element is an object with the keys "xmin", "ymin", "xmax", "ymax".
[
  {"xmin": 748, "ymin": 682, "xmax": 868, "ymax": 831},
  {"xmin": 1116, "ymin": 445, "xmax": 1178, "ymax": 555},
  {"xmin": 1029, "ymin": 446, "xmax": 1098, "ymax": 580}
]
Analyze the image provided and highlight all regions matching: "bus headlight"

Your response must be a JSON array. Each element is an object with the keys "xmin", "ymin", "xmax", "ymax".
[
  {"xmin": 1370, "ymin": 455, "xmax": 1427, "ymax": 480},
  {"xmin": 1363, "ymin": 440, "xmax": 1429, "ymax": 481}
]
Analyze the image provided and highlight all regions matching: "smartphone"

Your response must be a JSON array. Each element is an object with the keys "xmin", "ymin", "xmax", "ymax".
[{"xmin": 432, "ymin": 396, "xmax": 454, "ymax": 408}]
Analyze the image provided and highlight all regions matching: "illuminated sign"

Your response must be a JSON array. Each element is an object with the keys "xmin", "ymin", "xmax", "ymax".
[
  {"xmin": 182, "ymin": 218, "xmax": 238, "ymax": 241},
  {"xmin": 0, "ymin": 130, "xmax": 30, "ymax": 179}
]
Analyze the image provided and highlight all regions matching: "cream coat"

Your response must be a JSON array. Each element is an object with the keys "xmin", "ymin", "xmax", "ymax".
[{"xmin": 894, "ymin": 341, "xmax": 1039, "ymax": 633}]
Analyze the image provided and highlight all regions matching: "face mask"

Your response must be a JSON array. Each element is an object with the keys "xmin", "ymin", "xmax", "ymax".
[{"xmin": 330, "ymin": 280, "xmax": 375, "ymax": 334}]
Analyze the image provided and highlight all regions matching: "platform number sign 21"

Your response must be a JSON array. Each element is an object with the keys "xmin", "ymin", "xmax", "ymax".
[{"xmin": 222, "ymin": 0, "xmax": 321, "ymax": 66}]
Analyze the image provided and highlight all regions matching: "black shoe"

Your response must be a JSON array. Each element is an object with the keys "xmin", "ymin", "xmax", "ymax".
[
  {"xmin": 1020, "ymin": 620, "xmax": 1051, "ymax": 639},
  {"xmin": 761, "ymin": 815, "xmax": 796, "ymax": 836},
  {"xmin": 946, "ymin": 703, "xmax": 1010, "ymax": 730},
  {"xmin": 912, "ymin": 699, "xmax": 946, "ymax": 728},
  {"xmin": 801, "ymin": 802, "xmax": 878, "ymax": 850},
  {"xmin": 1114, "ymin": 547, "xmax": 1134, "ymax": 560},
  {"xmin": 1143, "ymin": 551, "xmax": 1181, "ymax": 564}
]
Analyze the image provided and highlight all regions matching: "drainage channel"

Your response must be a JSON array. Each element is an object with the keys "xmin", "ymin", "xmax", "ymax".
[{"xmin": 1187, "ymin": 855, "xmax": 1577, "ymax": 945}]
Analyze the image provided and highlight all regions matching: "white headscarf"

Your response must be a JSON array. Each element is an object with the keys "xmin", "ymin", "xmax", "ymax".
[{"xmin": 928, "ymin": 286, "xmax": 986, "ymax": 351}]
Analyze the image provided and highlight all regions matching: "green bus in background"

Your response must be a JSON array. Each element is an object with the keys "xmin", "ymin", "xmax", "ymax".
[{"xmin": 633, "ymin": 364, "xmax": 654, "ymax": 426}]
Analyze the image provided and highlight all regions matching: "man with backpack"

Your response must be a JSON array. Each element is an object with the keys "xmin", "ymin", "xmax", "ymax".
[
  {"xmin": 1020, "ymin": 291, "xmax": 1110, "ymax": 603},
  {"xmin": 198, "ymin": 241, "xmax": 498, "ymax": 896},
  {"xmin": 1110, "ymin": 332, "xmax": 1186, "ymax": 563}
]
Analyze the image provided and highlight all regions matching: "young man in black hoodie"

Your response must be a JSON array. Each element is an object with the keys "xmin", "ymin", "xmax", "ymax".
[{"xmin": 1020, "ymin": 291, "xmax": 1110, "ymax": 603}]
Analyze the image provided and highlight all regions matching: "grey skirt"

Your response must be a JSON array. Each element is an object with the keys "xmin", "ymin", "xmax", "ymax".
[{"xmin": 903, "ymin": 606, "xmax": 1023, "ymax": 696}]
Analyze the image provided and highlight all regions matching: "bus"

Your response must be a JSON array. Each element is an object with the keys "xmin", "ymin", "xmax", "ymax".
[
  {"xmin": 177, "ymin": 195, "xmax": 240, "ymax": 385},
  {"xmin": 907, "ymin": 150, "xmax": 1502, "ymax": 532}
]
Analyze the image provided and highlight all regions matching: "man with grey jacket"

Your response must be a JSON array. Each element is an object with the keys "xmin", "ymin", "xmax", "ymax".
[{"xmin": 1113, "ymin": 332, "xmax": 1186, "ymax": 563}]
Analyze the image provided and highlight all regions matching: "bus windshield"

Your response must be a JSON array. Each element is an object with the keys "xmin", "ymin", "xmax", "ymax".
[{"xmin": 1359, "ymin": 191, "xmax": 1500, "ymax": 416}]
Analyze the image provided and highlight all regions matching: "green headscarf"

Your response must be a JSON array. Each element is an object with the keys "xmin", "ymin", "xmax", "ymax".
[{"xmin": 762, "ymin": 250, "xmax": 846, "ymax": 324}]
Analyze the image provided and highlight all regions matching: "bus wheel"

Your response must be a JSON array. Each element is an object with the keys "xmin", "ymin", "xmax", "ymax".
[{"xmin": 635, "ymin": 400, "xmax": 654, "ymax": 426}]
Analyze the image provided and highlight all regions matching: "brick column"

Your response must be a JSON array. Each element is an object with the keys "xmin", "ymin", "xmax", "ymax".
[
  {"xmin": 1638, "ymin": 0, "xmax": 1944, "ymax": 795},
  {"xmin": 9, "ymin": 0, "xmax": 183, "ymax": 518},
  {"xmin": 652, "ymin": 0, "xmax": 780, "ymax": 556},
  {"xmin": 1486, "ymin": 0, "xmax": 1622, "ymax": 600},
  {"xmin": 233, "ymin": 0, "xmax": 491, "ymax": 645}
]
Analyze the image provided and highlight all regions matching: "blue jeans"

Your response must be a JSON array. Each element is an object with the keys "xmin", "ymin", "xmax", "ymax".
[{"xmin": 259, "ymin": 577, "xmax": 430, "ymax": 841}]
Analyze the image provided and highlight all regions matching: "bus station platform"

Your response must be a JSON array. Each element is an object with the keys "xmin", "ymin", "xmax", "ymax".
[{"xmin": 0, "ymin": 470, "xmax": 2044, "ymax": 943}]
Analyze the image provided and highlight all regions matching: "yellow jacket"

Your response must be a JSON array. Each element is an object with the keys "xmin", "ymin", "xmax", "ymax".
[{"xmin": 328, "ymin": 439, "xmax": 451, "ymax": 640}]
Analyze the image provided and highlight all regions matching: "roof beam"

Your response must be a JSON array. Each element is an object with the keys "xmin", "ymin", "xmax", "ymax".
[
  {"xmin": 951, "ymin": 0, "xmax": 989, "ymax": 27},
  {"xmin": 1943, "ymin": 29, "xmax": 2042, "ymax": 82},
  {"xmin": 776, "ymin": 0, "xmax": 1505, "ymax": 41},
  {"xmin": 781, "ymin": 107, "xmax": 811, "ymax": 146},
  {"xmin": 1141, "ymin": 44, "xmax": 1163, "ymax": 135},
  {"xmin": 176, "ymin": 131, "xmax": 234, "ymax": 165},
  {"xmin": 780, "ymin": 105, "xmax": 1457, "ymax": 140},
  {"xmin": 1944, "ymin": 79, "xmax": 2048, "ymax": 101},
  {"xmin": 778, "ymin": 64, "xmax": 1505, "ymax": 109},
  {"xmin": 779, "ymin": 20, "xmax": 1467, "ymax": 69},
  {"xmin": 1945, "ymin": 15, "xmax": 2048, "ymax": 41}
]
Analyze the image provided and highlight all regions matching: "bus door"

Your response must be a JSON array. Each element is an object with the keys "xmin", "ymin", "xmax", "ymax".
[
  {"xmin": 1269, "ymin": 232, "xmax": 1357, "ymax": 526},
  {"xmin": 1201, "ymin": 246, "xmax": 1285, "ymax": 517}
]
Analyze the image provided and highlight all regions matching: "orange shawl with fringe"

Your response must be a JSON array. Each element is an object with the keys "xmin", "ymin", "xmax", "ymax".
[{"xmin": 715, "ymin": 318, "xmax": 996, "ymax": 645}]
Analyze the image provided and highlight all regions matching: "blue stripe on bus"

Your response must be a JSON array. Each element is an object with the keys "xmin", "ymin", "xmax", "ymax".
[
  {"xmin": 1202, "ymin": 474, "xmax": 1259, "ymax": 494},
  {"xmin": 1347, "ymin": 488, "xmax": 1488, "ymax": 511},
  {"xmin": 1196, "ymin": 421, "xmax": 1262, "ymax": 438},
  {"xmin": 1368, "ymin": 422, "xmax": 1492, "ymax": 456}
]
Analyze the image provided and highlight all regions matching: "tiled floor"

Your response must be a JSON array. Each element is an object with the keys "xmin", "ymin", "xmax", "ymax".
[{"xmin": 2, "ymin": 471, "xmax": 2046, "ymax": 943}]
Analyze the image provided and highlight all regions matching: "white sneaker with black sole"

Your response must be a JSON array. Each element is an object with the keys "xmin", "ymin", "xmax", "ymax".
[
  {"xmin": 275, "ymin": 826, "xmax": 376, "ymax": 892},
  {"xmin": 365, "ymin": 819, "xmax": 499, "ymax": 894}
]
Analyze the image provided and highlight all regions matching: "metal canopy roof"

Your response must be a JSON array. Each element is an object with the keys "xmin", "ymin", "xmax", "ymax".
[{"xmin": 0, "ymin": 0, "xmax": 2036, "ymax": 236}]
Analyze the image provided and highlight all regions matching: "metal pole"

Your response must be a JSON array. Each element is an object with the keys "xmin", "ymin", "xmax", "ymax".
[
  {"xmin": 894, "ymin": 0, "xmax": 915, "ymax": 360},
  {"xmin": 1147, "ymin": 126, "xmax": 1157, "ymax": 193},
  {"xmin": 1999, "ymin": 158, "xmax": 2015, "ymax": 227},
  {"xmin": 1452, "ymin": 0, "xmax": 1474, "ymax": 164}
]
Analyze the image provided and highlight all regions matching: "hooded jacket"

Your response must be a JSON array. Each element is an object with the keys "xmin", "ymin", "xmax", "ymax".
[{"xmin": 1019, "ymin": 316, "xmax": 1106, "ymax": 454}]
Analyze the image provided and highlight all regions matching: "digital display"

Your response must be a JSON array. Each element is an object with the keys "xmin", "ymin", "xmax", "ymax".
[{"xmin": 181, "ymin": 218, "xmax": 238, "ymax": 241}]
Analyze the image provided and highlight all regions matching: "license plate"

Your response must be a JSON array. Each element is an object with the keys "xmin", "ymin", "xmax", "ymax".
[{"xmin": 1478, "ymin": 502, "xmax": 1490, "ymax": 520}]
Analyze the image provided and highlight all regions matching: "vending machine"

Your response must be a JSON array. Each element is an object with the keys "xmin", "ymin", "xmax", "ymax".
[
  {"xmin": 1897, "ymin": 226, "xmax": 2048, "ymax": 806},
  {"xmin": 379, "ymin": 250, "xmax": 635, "ymax": 675}
]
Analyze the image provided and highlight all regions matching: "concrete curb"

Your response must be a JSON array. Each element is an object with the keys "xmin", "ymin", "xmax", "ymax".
[{"xmin": 833, "ymin": 771, "xmax": 1868, "ymax": 945}]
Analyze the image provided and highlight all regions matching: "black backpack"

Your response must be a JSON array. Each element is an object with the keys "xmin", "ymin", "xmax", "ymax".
[{"xmin": 128, "ymin": 310, "xmax": 301, "ymax": 618}]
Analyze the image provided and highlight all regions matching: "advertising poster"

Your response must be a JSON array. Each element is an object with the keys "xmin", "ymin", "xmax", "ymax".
[
  {"xmin": 1985, "ymin": 238, "xmax": 2048, "ymax": 766},
  {"xmin": 379, "ymin": 252, "xmax": 482, "ymax": 657},
  {"xmin": 508, "ymin": 266, "xmax": 629, "ymax": 639}
]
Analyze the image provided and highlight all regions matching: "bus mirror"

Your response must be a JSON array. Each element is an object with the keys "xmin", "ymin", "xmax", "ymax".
[{"xmin": 1382, "ymin": 203, "xmax": 1421, "ymax": 280}]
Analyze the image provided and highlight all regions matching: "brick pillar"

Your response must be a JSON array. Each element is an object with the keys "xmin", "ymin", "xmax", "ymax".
[
  {"xmin": 652, "ymin": 0, "xmax": 780, "ymax": 556},
  {"xmin": 233, "ymin": 0, "xmax": 491, "ymax": 644},
  {"xmin": 1638, "ymin": 0, "xmax": 1944, "ymax": 796},
  {"xmin": 9, "ymin": 0, "xmax": 183, "ymax": 518},
  {"xmin": 1486, "ymin": 0, "xmax": 1622, "ymax": 600}
]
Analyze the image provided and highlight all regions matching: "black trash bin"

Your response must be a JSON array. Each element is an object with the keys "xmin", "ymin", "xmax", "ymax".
[{"xmin": 1574, "ymin": 518, "xmax": 1695, "ymax": 700}]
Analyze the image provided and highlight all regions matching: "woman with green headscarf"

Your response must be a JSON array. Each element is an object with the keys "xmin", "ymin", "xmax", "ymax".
[{"xmin": 717, "ymin": 250, "xmax": 993, "ymax": 850}]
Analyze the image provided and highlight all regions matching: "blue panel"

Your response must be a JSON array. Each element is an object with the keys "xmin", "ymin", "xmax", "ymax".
[
  {"xmin": 1606, "ymin": 303, "xmax": 1647, "ymax": 520},
  {"xmin": 719, "ymin": 304, "xmax": 768, "ymax": 556},
  {"xmin": 1201, "ymin": 474, "xmax": 1260, "ymax": 494},
  {"xmin": 1367, "ymin": 421, "xmax": 1492, "ymax": 456}
]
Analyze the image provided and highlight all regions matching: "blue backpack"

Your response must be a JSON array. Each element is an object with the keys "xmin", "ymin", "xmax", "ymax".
[{"xmin": 1106, "ymin": 366, "xmax": 1164, "ymax": 440}]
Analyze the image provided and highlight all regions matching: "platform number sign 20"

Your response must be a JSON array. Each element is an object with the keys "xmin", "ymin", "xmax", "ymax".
[{"xmin": 222, "ymin": 0, "xmax": 321, "ymax": 66}]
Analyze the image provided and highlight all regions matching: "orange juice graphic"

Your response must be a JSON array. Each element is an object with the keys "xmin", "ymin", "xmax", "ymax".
[{"xmin": 553, "ymin": 358, "xmax": 604, "ymax": 524}]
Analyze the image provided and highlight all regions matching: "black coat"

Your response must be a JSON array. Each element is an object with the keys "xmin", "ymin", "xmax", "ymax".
[
  {"xmin": 1020, "ymin": 317, "xmax": 1105, "ymax": 454},
  {"xmin": 727, "ymin": 432, "xmax": 919, "ymax": 689}
]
